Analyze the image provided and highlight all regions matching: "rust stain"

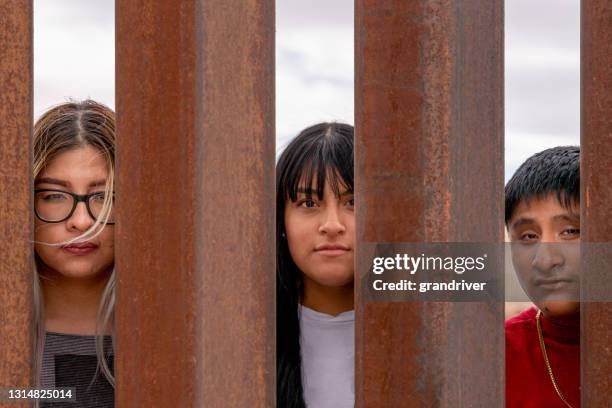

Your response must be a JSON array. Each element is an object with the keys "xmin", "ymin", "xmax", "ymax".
[
  {"xmin": 581, "ymin": 0, "xmax": 612, "ymax": 405},
  {"xmin": 356, "ymin": 0, "xmax": 504, "ymax": 406},
  {"xmin": 0, "ymin": 2, "xmax": 33, "ymax": 406},
  {"xmin": 115, "ymin": 0, "xmax": 274, "ymax": 406}
]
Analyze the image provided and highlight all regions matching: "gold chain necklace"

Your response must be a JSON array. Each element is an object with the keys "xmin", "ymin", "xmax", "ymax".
[{"xmin": 536, "ymin": 309, "xmax": 574, "ymax": 408}]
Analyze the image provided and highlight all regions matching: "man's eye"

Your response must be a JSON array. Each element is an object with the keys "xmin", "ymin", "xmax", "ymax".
[{"xmin": 561, "ymin": 228, "xmax": 580, "ymax": 237}]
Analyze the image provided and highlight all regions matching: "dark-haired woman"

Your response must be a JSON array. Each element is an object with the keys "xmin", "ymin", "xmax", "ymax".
[{"xmin": 277, "ymin": 123, "xmax": 355, "ymax": 408}]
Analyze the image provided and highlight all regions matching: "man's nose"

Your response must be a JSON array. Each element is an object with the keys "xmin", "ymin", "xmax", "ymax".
[{"xmin": 532, "ymin": 242, "xmax": 564, "ymax": 272}]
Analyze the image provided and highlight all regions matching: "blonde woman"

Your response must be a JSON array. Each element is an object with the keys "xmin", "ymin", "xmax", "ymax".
[{"xmin": 33, "ymin": 100, "xmax": 115, "ymax": 407}]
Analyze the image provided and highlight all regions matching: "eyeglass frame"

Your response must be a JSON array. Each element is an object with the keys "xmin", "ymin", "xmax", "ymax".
[{"xmin": 34, "ymin": 188, "xmax": 115, "ymax": 224}]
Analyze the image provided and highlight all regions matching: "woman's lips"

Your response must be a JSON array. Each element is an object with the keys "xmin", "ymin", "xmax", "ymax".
[
  {"xmin": 315, "ymin": 244, "xmax": 350, "ymax": 257},
  {"xmin": 62, "ymin": 242, "xmax": 99, "ymax": 255}
]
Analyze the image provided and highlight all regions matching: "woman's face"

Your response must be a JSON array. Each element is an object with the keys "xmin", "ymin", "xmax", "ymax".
[
  {"xmin": 284, "ymin": 178, "xmax": 355, "ymax": 288},
  {"xmin": 35, "ymin": 145, "xmax": 114, "ymax": 280}
]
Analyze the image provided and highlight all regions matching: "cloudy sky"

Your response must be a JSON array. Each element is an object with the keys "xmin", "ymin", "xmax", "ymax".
[
  {"xmin": 34, "ymin": 0, "xmax": 579, "ymax": 180},
  {"xmin": 505, "ymin": 0, "xmax": 580, "ymax": 180}
]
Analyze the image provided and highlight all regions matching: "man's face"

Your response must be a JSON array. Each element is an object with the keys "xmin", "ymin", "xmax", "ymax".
[{"xmin": 507, "ymin": 195, "xmax": 580, "ymax": 318}]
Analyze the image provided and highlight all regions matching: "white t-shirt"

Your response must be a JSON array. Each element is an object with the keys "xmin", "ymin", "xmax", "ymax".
[{"xmin": 299, "ymin": 305, "xmax": 355, "ymax": 408}]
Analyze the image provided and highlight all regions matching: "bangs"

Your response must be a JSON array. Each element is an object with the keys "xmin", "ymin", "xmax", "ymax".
[
  {"xmin": 506, "ymin": 181, "xmax": 580, "ymax": 222},
  {"xmin": 288, "ymin": 162, "xmax": 352, "ymax": 201},
  {"xmin": 519, "ymin": 190, "xmax": 580, "ymax": 215},
  {"xmin": 504, "ymin": 145, "xmax": 579, "ymax": 223},
  {"xmin": 277, "ymin": 122, "xmax": 354, "ymax": 202}
]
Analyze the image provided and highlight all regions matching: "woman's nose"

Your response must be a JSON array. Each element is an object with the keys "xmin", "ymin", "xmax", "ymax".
[
  {"xmin": 66, "ymin": 201, "xmax": 94, "ymax": 231},
  {"xmin": 319, "ymin": 206, "xmax": 346, "ymax": 235}
]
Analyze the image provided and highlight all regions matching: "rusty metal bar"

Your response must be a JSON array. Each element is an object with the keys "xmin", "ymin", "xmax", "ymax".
[
  {"xmin": 355, "ymin": 1, "xmax": 504, "ymax": 406},
  {"xmin": 115, "ymin": 1, "xmax": 275, "ymax": 406},
  {"xmin": 581, "ymin": 1, "xmax": 612, "ymax": 406},
  {"xmin": 0, "ymin": 1, "xmax": 33, "ymax": 404}
]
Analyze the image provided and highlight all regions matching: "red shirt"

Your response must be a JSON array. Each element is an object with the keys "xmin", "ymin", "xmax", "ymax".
[{"xmin": 506, "ymin": 307, "xmax": 580, "ymax": 407}]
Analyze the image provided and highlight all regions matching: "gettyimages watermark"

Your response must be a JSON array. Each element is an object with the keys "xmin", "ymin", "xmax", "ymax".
[{"xmin": 359, "ymin": 242, "xmax": 612, "ymax": 303}]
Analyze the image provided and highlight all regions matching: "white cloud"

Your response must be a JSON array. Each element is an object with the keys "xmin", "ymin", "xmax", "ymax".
[
  {"xmin": 505, "ymin": 0, "xmax": 580, "ymax": 179},
  {"xmin": 276, "ymin": 1, "xmax": 354, "ymax": 151},
  {"xmin": 276, "ymin": 28, "xmax": 354, "ymax": 151},
  {"xmin": 505, "ymin": 131, "xmax": 579, "ymax": 182},
  {"xmin": 34, "ymin": 0, "xmax": 115, "ymax": 118},
  {"xmin": 507, "ymin": 47, "xmax": 579, "ymax": 72},
  {"xmin": 33, "ymin": 0, "xmax": 580, "ymax": 176}
]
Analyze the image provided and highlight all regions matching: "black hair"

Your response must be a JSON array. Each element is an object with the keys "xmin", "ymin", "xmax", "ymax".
[
  {"xmin": 505, "ymin": 145, "xmax": 580, "ymax": 224},
  {"xmin": 276, "ymin": 122, "xmax": 354, "ymax": 408}
]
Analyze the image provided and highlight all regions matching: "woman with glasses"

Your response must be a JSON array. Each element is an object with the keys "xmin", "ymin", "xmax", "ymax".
[
  {"xmin": 33, "ymin": 100, "xmax": 115, "ymax": 407},
  {"xmin": 277, "ymin": 123, "xmax": 355, "ymax": 408}
]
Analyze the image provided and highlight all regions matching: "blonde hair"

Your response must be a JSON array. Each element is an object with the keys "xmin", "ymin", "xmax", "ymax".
[{"xmin": 33, "ymin": 100, "xmax": 116, "ymax": 387}]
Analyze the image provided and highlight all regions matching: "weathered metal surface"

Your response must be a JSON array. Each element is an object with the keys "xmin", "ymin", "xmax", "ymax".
[
  {"xmin": 581, "ymin": 1, "xmax": 612, "ymax": 406},
  {"xmin": 115, "ymin": 1, "xmax": 275, "ymax": 406},
  {"xmin": 0, "ymin": 1, "xmax": 33, "ymax": 405},
  {"xmin": 355, "ymin": 1, "xmax": 504, "ymax": 406}
]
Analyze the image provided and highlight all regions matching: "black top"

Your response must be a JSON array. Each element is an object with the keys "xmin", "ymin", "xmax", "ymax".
[{"xmin": 41, "ymin": 332, "xmax": 114, "ymax": 408}]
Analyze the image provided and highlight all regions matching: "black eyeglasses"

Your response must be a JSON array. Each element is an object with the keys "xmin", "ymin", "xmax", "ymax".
[{"xmin": 34, "ymin": 189, "xmax": 115, "ymax": 224}]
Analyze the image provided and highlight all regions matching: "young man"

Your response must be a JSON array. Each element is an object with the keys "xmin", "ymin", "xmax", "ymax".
[{"xmin": 505, "ymin": 146, "xmax": 580, "ymax": 408}]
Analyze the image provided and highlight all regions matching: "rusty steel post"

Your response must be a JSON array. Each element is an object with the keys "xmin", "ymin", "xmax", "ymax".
[
  {"xmin": 0, "ymin": 1, "xmax": 33, "ymax": 405},
  {"xmin": 581, "ymin": 1, "xmax": 612, "ymax": 406},
  {"xmin": 355, "ymin": 1, "xmax": 504, "ymax": 406},
  {"xmin": 115, "ymin": 1, "xmax": 275, "ymax": 406}
]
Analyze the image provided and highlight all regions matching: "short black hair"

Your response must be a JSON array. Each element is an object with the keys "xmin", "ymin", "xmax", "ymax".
[{"xmin": 505, "ymin": 146, "xmax": 580, "ymax": 224}]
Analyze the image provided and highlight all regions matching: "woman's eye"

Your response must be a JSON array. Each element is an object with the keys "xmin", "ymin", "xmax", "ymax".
[
  {"xmin": 91, "ymin": 193, "xmax": 106, "ymax": 203},
  {"xmin": 345, "ymin": 198, "xmax": 355, "ymax": 208},
  {"xmin": 519, "ymin": 232, "xmax": 538, "ymax": 242},
  {"xmin": 299, "ymin": 199, "xmax": 317, "ymax": 208},
  {"xmin": 42, "ymin": 193, "xmax": 67, "ymax": 202}
]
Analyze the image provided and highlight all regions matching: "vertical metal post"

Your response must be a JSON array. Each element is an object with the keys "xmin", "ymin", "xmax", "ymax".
[
  {"xmin": 0, "ymin": 1, "xmax": 33, "ymax": 404},
  {"xmin": 355, "ymin": 1, "xmax": 504, "ymax": 406},
  {"xmin": 581, "ymin": 1, "xmax": 612, "ymax": 406},
  {"xmin": 115, "ymin": 1, "xmax": 275, "ymax": 406}
]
